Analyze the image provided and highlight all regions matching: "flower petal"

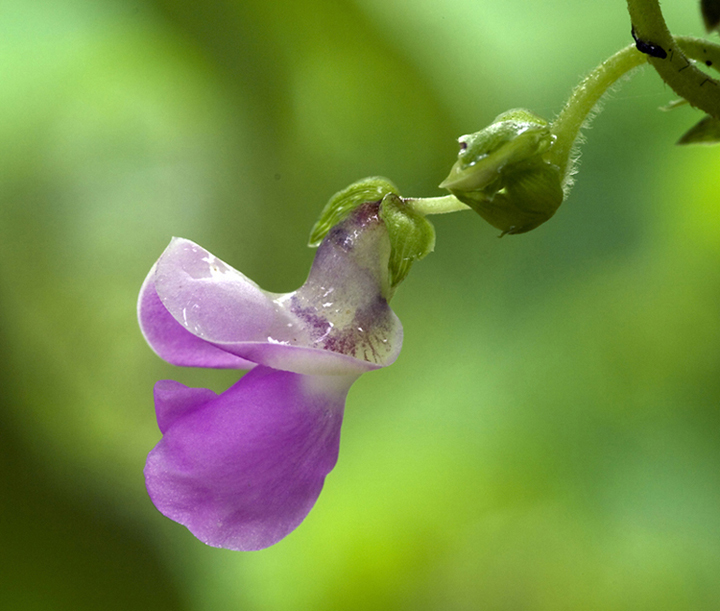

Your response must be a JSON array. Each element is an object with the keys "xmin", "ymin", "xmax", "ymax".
[
  {"xmin": 151, "ymin": 232, "xmax": 402, "ymax": 376},
  {"xmin": 144, "ymin": 367, "xmax": 356, "ymax": 551},
  {"xmin": 154, "ymin": 237, "xmax": 281, "ymax": 343},
  {"xmin": 145, "ymin": 205, "xmax": 403, "ymax": 376},
  {"xmin": 219, "ymin": 342, "xmax": 387, "ymax": 376},
  {"xmin": 138, "ymin": 265, "xmax": 257, "ymax": 369},
  {"xmin": 152, "ymin": 379, "xmax": 217, "ymax": 434}
]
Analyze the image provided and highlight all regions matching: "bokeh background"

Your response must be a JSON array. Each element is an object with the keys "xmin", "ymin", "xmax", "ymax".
[{"xmin": 2, "ymin": 0, "xmax": 719, "ymax": 609}]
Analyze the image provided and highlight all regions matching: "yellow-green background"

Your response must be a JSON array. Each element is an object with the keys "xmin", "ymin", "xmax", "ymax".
[{"xmin": 2, "ymin": 1, "xmax": 719, "ymax": 609}]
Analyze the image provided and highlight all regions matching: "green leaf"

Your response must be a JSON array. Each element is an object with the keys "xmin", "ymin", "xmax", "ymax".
[
  {"xmin": 380, "ymin": 193, "xmax": 436, "ymax": 288},
  {"xmin": 702, "ymin": 0, "xmax": 720, "ymax": 33},
  {"xmin": 308, "ymin": 177, "xmax": 399, "ymax": 247},
  {"xmin": 677, "ymin": 115, "xmax": 720, "ymax": 145}
]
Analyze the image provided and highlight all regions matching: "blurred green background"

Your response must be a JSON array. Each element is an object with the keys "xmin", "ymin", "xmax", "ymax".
[{"xmin": 2, "ymin": 0, "xmax": 719, "ymax": 609}]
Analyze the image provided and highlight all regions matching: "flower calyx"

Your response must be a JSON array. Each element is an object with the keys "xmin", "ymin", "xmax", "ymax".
[
  {"xmin": 308, "ymin": 177, "xmax": 399, "ymax": 247},
  {"xmin": 440, "ymin": 108, "xmax": 564, "ymax": 235},
  {"xmin": 380, "ymin": 193, "xmax": 435, "ymax": 290},
  {"xmin": 309, "ymin": 177, "xmax": 436, "ymax": 294}
]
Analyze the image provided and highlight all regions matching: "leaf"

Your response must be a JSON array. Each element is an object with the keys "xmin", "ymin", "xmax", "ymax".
[
  {"xmin": 677, "ymin": 115, "xmax": 720, "ymax": 145},
  {"xmin": 702, "ymin": 0, "xmax": 720, "ymax": 33}
]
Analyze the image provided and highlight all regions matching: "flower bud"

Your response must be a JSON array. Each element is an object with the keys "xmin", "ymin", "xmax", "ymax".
[{"xmin": 440, "ymin": 109, "xmax": 564, "ymax": 235}]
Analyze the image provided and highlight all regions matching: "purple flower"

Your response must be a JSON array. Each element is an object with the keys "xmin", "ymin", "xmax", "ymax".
[{"xmin": 138, "ymin": 203, "xmax": 402, "ymax": 550}]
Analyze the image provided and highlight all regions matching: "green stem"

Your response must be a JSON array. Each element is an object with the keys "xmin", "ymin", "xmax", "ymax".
[
  {"xmin": 547, "ymin": 45, "xmax": 646, "ymax": 181},
  {"xmin": 627, "ymin": 0, "xmax": 720, "ymax": 118},
  {"xmin": 404, "ymin": 195, "xmax": 471, "ymax": 216},
  {"xmin": 675, "ymin": 36, "xmax": 720, "ymax": 72},
  {"xmin": 548, "ymin": 36, "xmax": 720, "ymax": 183}
]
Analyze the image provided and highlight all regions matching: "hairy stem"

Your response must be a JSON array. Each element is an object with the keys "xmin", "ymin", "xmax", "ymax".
[
  {"xmin": 547, "ymin": 44, "xmax": 646, "ymax": 181},
  {"xmin": 548, "ymin": 37, "xmax": 720, "ymax": 183}
]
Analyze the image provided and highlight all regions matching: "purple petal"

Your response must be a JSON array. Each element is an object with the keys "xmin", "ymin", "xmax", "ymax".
[
  {"xmin": 144, "ymin": 205, "xmax": 403, "ymax": 376},
  {"xmin": 153, "ymin": 380, "xmax": 217, "ymax": 434},
  {"xmin": 138, "ymin": 265, "xmax": 257, "ymax": 369},
  {"xmin": 220, "ymin": 342, "xmax": 388, "ymax": 376},
  {"xmin": 154, "ymin": 238, "xmax": 281, "ymax": 343},
  {"xmin": 151, "ymin": 235, "xmax": 402, "ymax": 375},
  {"xmin": 144, "ymin": 367, "xmax": 356, "ymax": 551}
]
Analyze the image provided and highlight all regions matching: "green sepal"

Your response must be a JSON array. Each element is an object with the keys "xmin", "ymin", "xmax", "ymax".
[
  {"xmin": 677, "ymin": 115, "xmax": 720, "ymax": 145},
  {"xmin": 380, "ymin": 193, "xmax": 436, "ymax": 289},
  {"xmin": 308, "ymin": 177, "xmax": 399, "ymax": 247}
]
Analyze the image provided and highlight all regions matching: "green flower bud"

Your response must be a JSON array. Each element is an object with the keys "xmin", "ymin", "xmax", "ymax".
[{"xmin": 440, "ymin": 109, "xmax": 564, "ymax": 235}]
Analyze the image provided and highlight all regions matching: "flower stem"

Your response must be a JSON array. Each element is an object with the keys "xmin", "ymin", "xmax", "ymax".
[
  {"xmin": 627, "ymin": 0, "xmax": 720, "ymax": 119},
  {"xmin": 404, "ymin": 195, "xmax": 471, "ymax": 216},
  {"xmin": 547, "ymin": 45, "xmax": 646, "ymax": 181}
]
